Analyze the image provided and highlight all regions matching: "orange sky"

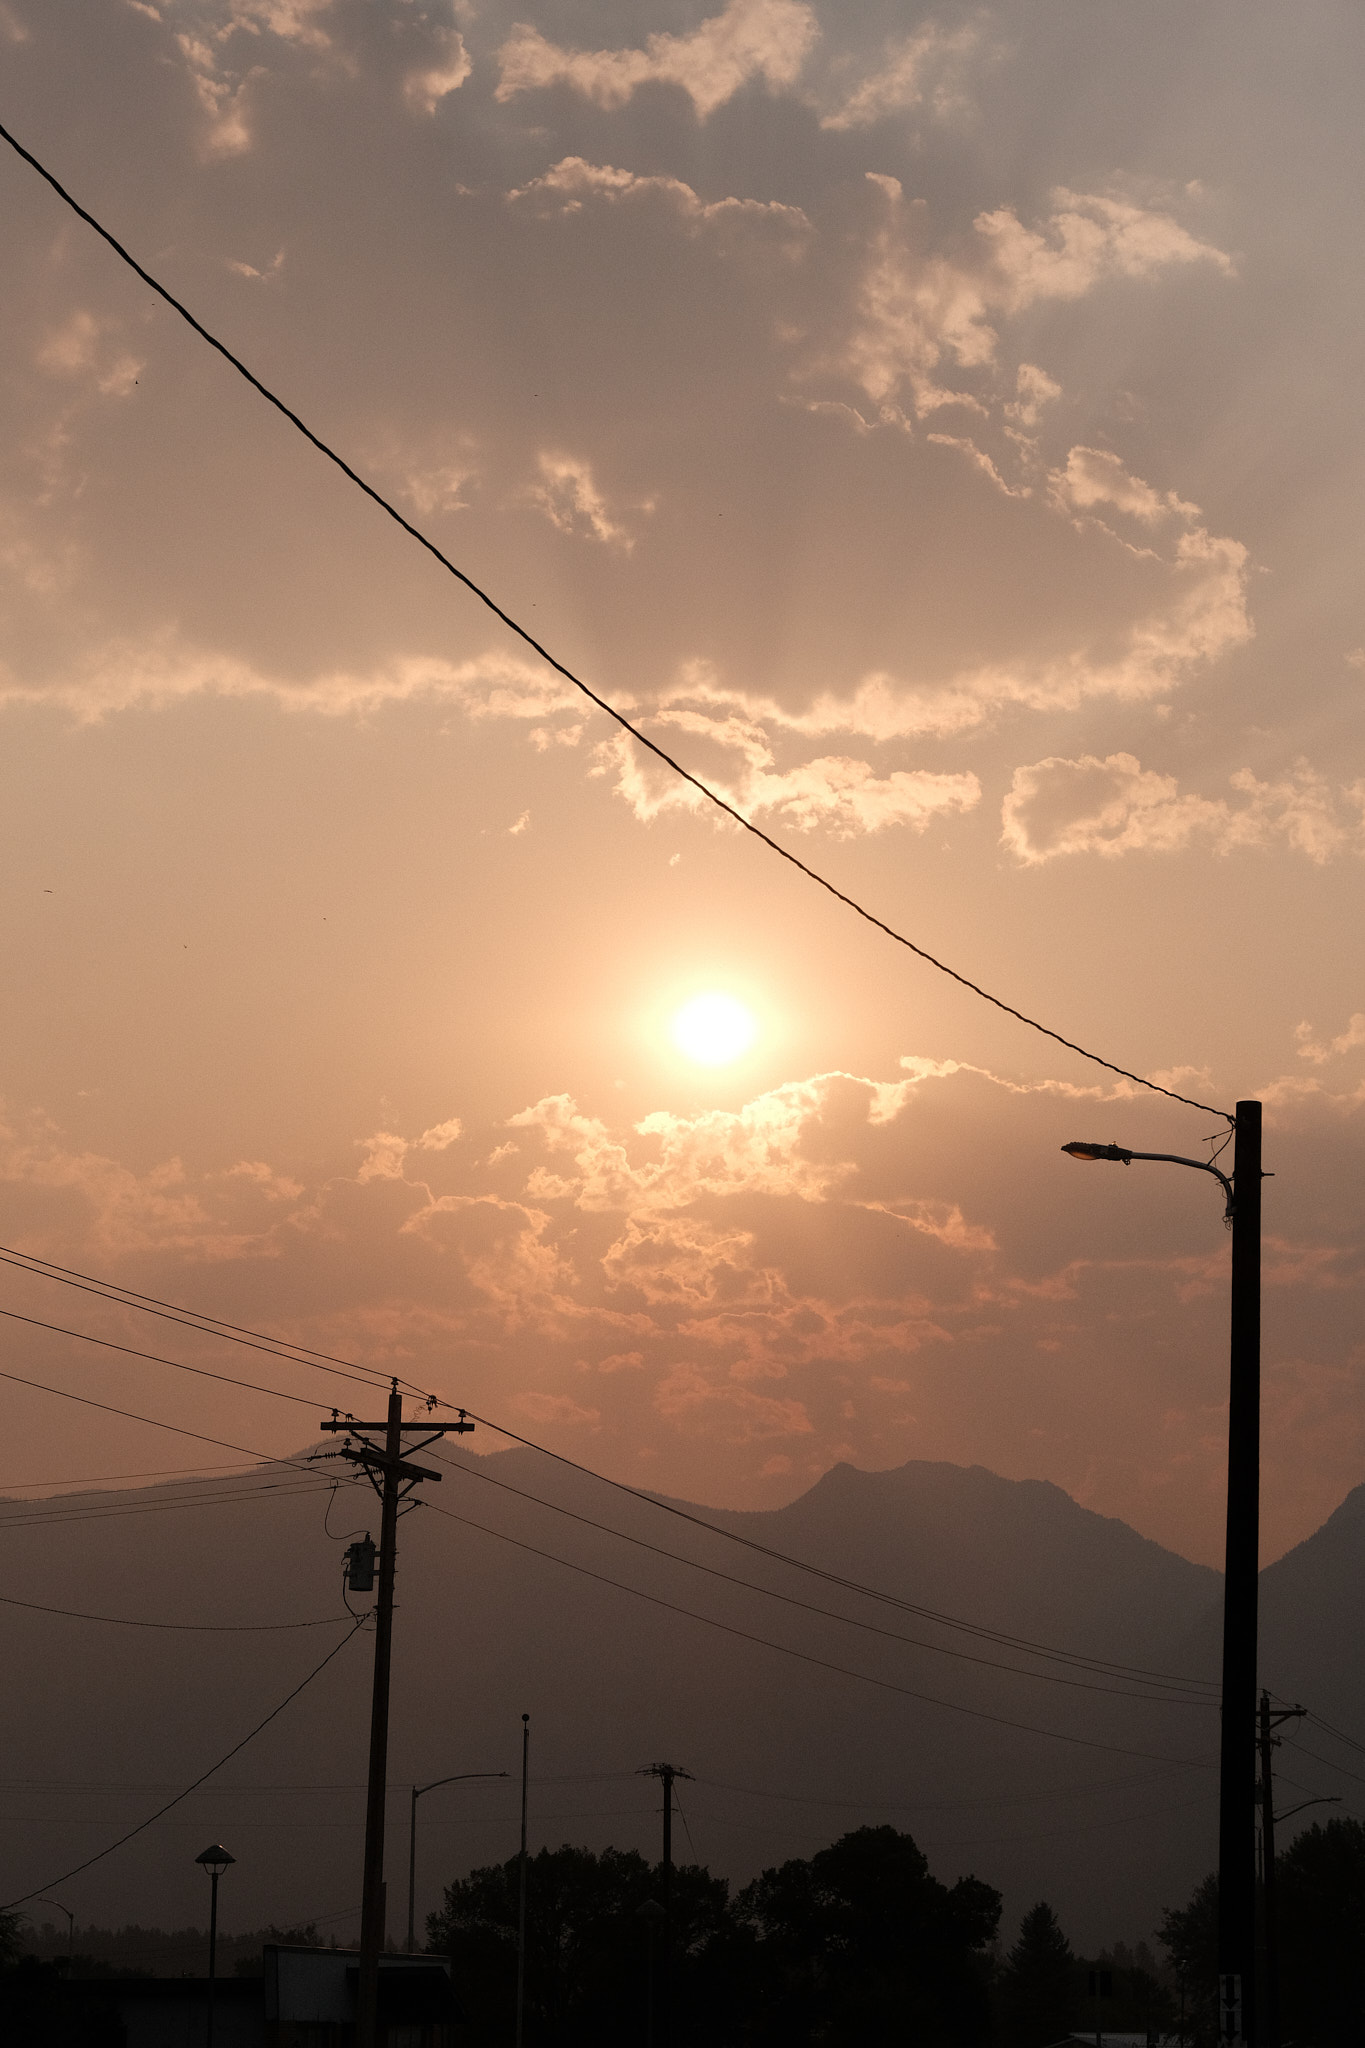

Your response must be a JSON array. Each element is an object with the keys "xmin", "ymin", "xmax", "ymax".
[{"xmin": 1, "ymin": 0, "xmax": 1362, "ymax": 1569}]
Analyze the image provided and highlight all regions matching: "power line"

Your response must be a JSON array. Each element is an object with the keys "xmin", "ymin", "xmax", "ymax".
[
  {"xmin": 0, "ymin": 1476, "xmax": 336, "ymax": 1533},
  {"xmin": 0, "ymin": 117, "xmax": 1230, "ymax": 1127},
  {"xmin": 0, "ymin": 1591, "xmax": 354, "ymax": 1632},
  {"xmin": 450, "ymin": 1415, "xmax": 1219, "ymax": 1695},
  {"xmin": 430, "ymin": 1445, "xmax": 1212, "ymax": 1706},
  {"xmin": 0, "ymin": 1301, "xmax": 346, "ymax": 1413},
  {"xmin": 1304, "ymin": 1710, "xmax": 1365, "ymax": 1762},
  {"xmin": 1, "ymin": 1618, "xmax": 368, "ymax": 1909},
  {"xmin": 0, "ymin": 1243, "xmax": 423, "ymax": 1400},
  {"xmin": 0, "ymin": 1363, "xmax": 360, "ymax": 1476},
  {"xmin": 422, "ymin": 1493, "xmax": 1213, "ymax": 1768},
  {"xmin": 0, "ymin": 1459, "xmax": 262, "ymax": 1493}
]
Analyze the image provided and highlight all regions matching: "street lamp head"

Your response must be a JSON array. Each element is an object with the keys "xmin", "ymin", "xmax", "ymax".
[
  {"xmin": 1061, "ymin": 1141, "xmax": 1132, "ymax": 1163},
  {"xmin": 195, "ymin": 1845, "xmax": 235, "ymax": 1876}
]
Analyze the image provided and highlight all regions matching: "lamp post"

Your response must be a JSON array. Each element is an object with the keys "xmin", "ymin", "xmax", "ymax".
[
  {"xmin": 195, "ymin": 1844, "xmax": 235, "ymax": 2048},
  {"xmin": 1063, "ymin": 1099, "xmax": 1263, "ymax": 2047},
  {"xmin": 35, "ymin": 1896, "xmax": 74, "ymax": 1962},
  {"xmin": 406, "ymin": 1772, "xmax": 508, "ymax": 1952}
]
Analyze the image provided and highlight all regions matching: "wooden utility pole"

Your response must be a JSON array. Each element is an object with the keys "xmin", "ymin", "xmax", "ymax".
[
  {"xmin": 1219, "ymin": 1102, "xmax": 1262, "ymax": 2048},
  {"xmin": 319, "ymin": 1383, "xmax": 473, "ymax": 2048},
  {"xmin": 639, "ymin": 1762, "xmax": 692, "ymax": 2048},
  {"xmin": 516, "ymin": 1713, "xmax": 530, "ymax": 2048}
]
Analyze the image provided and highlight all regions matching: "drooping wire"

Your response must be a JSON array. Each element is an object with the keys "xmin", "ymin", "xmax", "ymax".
[
  {"xmin": 0, "ymin": 1243, "xmax": 426, "ymax": 1400},
  {"xmin": 1, "ymin": 1617, "xmax": 368, "ymax": 1908},
  {"xmin": 449, "ymin": 1412, "xmax": 1219, "ymax": 1695},
  {"xmin": 0, "ymin": 1302, "xmax": 341, "ymax": 1412},
  {"xmin": 0, "ymin": 117, "xmax": 1231, "ymax": 1126},
  {"xmin": 428, "ymin": 1445, "xmax": 1213, "ymax": 1705},
  {"xmin": 0, "ymin": 1591, "xmax": 355, "ymax": 1632},
  {"xmin": 422, "ymin": 1494, "xmax": 1213, "ymax": 1768}
]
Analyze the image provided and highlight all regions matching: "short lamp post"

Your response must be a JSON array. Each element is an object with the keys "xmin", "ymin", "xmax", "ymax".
[
  {"xmin": 195, "ymin": 1843, "xmax": 235, "ymax": 2048},
  {"xmin": 1063, "ymin": 1100, "xmax": 1262, "ymax": 2048},
  {"xmin": 407, "ymin": 1772, "xmax": 508, "ymax": 1952}
]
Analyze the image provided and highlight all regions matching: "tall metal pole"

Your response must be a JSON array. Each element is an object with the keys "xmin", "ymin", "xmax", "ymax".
[
  {"xmin": 1219, "ymin": 1101, "xmax": 1262, "ymax": 2048},
  {"xmin": 357, "ymin": 1380, "xmax": 404, "ymax": 2048},
  {"xmin": 661, "ymin": 1769, "xmax": 673, "ymax": 2048},
  {"xmin": 408, "ymin": 1785, "xmax": 420, "ymax": 1953},
  {"xmin": 206, "ymin": 1866, "xmax": 220, "ymax": 2048},
  {"xmin": 516, "ymin": 1713, "xmax": 530, "ymax": 2048}
]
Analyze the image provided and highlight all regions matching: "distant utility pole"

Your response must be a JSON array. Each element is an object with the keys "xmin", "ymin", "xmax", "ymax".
[
  {"xmin": 1256, "ymin": 1692, "xmax": 1305, "ymax": 2048},
  {"xmin": 639, "ymin": 1762, "xmax": 692, "ymax": 2048},
  {"xmin": 516, "ymin": 1713, "xmax": 530, "ymax": 2048},
  {"xmin": 319, "ymin": 1383, "xmax": 473, "ymax": 2048}
]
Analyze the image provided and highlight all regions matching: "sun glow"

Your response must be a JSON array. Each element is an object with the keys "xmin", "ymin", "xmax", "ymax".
[{"xmin": 670, "ymin": 992, "xmax": 759, "ymax": 1066}]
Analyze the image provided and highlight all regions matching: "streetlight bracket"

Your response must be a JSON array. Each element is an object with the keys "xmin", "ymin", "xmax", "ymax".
[{"xmin": 1062, "ymin": 1141, "xmax": 1235, "ymax": 1220}]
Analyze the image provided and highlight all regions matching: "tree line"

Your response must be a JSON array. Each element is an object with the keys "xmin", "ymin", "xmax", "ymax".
[{"xmin": 428, "ymin": 1818, "xmax": 1365, "ymax": 2048}]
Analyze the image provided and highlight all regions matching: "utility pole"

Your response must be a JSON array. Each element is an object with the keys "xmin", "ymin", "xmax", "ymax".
[
  {"xmin": 318, "ymin": 1384, "xmax": 473, "ymax": 2048},
  {"xmin": 516, "ymin": 1713, "xmax": 530, "ymax": 2048},
  {"xmin": 1062, "ymin": 1102, "xmax": 1266, "ymax": 2048},
  {"xmin": 1219, "ymin": 1102, "xmax": 1262, "ymax": 2048},
  {"xmin": 639, "ymin": 1762, "xmax": 691, "ymax": 2048},
  {"xmin": 1257, "ymin": 1692, "xmax": 1305, "ymax": 2048}
]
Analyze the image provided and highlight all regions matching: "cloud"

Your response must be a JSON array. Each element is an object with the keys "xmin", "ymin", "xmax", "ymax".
[
  {"xmin": 654, "ymin": 1362, "xmax": 814, "ymax": 1442},
  {"xmin": 1000, "ymin": 752, "xmax": 1365, "ymax": 865},
  {"xmin": 590, "ymin": 679, "xmax": 980, "ymax": 836},
  {"xmin": 1296, "ymin": 1015, "xmax": 1365, "ymax": 1066},
  {"xmin": 0, "ymin": 639, "xmax": 580, "ymax": 722},
  {"xmin": 495, "ymin": 0, "xmax": 818, "ymax": 120},
  {"xmin": 836, "ymin": 177, "xmax": 1230, "ymax": 417},
  {"xmin": 507, "ymin": 156, "xmax": 810, "ymax": 245},
  {"xmin": 404, "ymin": 27, "xmax": 470, "ymax": 113},
  {"xmin": 37, "ymin": 312, "xmax": 142, "ymax": 398},
  {"xmin": 525, "ymin": 453, "xmax": 647, "ymax": 550},
  {"xmin": 820, "ymin": 16, "xmax": 988, "ymax": 132}
]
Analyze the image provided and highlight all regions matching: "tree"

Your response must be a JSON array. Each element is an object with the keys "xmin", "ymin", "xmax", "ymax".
[
  {"xmin": 737, "ymin": 1824, "xmax": 1001, "ymax": 2048},
  {"xmin": 1276, "ymin": 1816, "xmax": 1365, "ymax": 2046},
  {"xmin": 428, "ymin": 1842, "xmax": 732, "ymax": 2048},
  {"xmin": 999, "ymin": 1902, "xmax": 1077, "ymax": 2048}
]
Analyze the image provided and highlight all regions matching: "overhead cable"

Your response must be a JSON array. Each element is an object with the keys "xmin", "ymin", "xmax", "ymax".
[
  {"xmin": 0, "ymin": 1590, "xmax": 354, "ymax": 1632},
  {"xmin": 453, "ymin": 1413, "xmax": 1219, "ymax": 1695},
  {"xmin": 0, "ymin": 118, "xmax": 1230, "ymax": 1125},
  {"xmin": 1, "ymin": 1617, "xmax": 367, "ymax": 1909},
  {"xmin": 430, "ymin": 1444, "xmax": 1212, "ymax": 1705},
  {"xmin": 423, "ymin": 1494, "xmax": 1214, "ymax": 1768},
  {"xmin": 0, "ymin": 1242, "xmax": 425, "ymax": 1400}
]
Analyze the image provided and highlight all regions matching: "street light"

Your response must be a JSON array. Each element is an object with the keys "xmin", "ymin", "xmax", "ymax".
[
  {"xmin": 195, "ymin": 1843, "xmax": 235, "ymax": 2048},
  {"xmin": 407, "ymin": 1772, "xmax": 508, "ymax": 1952},
  {"xmin": 1063, "ymin": 1100, "xmax": 1263, "ymax": 2047},
  {"xmin": 35, "ymin": 1896, "xmax": 74, "ymax": 1962}
]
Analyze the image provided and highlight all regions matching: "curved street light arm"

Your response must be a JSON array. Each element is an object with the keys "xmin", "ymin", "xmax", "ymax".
[
  {"xmin": 1272, "ymin": 1795, "xmax": 1341, "ymax": 1825},
  {"xmin": 414, "ymin": 1769, "xmax": 509, "ymax": 1802},
  {"xmin": 1062, "ymin": 1142, "xmax": 1234, "ymax": 1219}
]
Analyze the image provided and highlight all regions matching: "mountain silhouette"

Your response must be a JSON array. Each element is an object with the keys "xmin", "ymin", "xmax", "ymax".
[{"xmin": 2, "ymin": 1450, "xmax": 1358, "ymax": 1955}]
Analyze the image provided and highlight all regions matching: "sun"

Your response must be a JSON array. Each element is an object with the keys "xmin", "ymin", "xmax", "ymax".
[{"xmin": 670, "ymin": 992, "xmax": 758, "ymax": 1067}]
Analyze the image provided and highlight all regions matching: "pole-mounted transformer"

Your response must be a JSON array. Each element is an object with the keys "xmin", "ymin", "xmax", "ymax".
[{"xmin": 344, "ymin": 1535, "xmax": 377, "ymax": 1594}]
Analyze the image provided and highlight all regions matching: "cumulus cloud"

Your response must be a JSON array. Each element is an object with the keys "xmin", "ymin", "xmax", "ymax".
[
  {"xmin": 1000, "ymin": 752, "xmax": 1365, "ymax": 864},
  {"xmin": 590, "ymin": 680, "xmax": 980, "ymax": 835},
  {"xmin": 0, "ymin": 639, "xmax": 580, "ymax": 722},
  {"xmin": 821, "ymin": 15, "xmax": 988, "ymax": 132},
  {"xmin": 507, "ymin": 156, "xmax": 810, "ymax": 246},
  {"xmin": 1296, "ymin": 1015, "xmax": 1365, "ymax": 1066},
  {"xmin": 836, "ymin": 177, "xmax": 1230, "ymax": 417},
  {"xmin": 525, "ymin": 453, "xmax": 648, "ymax": 550},
  {"xmin": 404, "ymin": 27, "xmax": 470, "ymax": 113},
  {"xmin": 495, "ymin": 0, "xmax": 818, "ymax": 120}
]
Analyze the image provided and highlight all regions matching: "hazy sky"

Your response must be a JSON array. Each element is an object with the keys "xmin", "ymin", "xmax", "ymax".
[{"xmin": 1, "ymin": 0, "xmax": 1363, "ymax": 1567}]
